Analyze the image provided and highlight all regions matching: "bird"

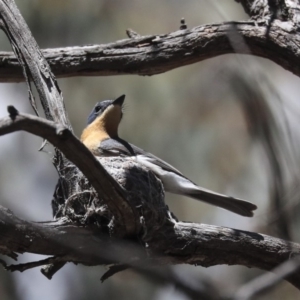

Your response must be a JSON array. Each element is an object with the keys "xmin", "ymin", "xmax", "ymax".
[{"xmin": 80, "ymin": 95, "xmax": 257, "ymax": 217}]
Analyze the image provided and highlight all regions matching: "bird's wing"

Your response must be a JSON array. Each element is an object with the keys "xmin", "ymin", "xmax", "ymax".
[
  {"xmin": 99, "ymin": 137, "xmax": 183, "ymax": 176},
  {"xmin": 129, "ymin": 145, "xmax": 184, "ymax": 176},
  {"xmin": 98, "ymin": 137, "xmax": 136, "ymax": 156}
]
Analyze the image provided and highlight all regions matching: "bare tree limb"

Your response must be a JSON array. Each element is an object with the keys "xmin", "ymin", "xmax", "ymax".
[
  {"xmin": 0, "ymin": 204, "xmax": 299, "ymax": 289},
  {"xmin": 1, "ymin": 18, "xmax": 300, "ymax": 81},
  {"xmin": 0, "ymin": 0, "xmax": 69, "ymax": 126},
  {"xmin": 0, "ymin": 205, "xmax": 220, "ymax": 300},
  {"xmin": 5, "ymin": 257, "xmax": 63, "ymax": 273},
  {"xmin": 0, "ymin": 110, "xmax": 140, "ymax": 236}
]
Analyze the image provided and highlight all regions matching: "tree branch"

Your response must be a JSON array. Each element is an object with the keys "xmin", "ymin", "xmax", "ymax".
[
  {"xmin": 0, "ymin": 110, "xmax": 140, "ymax": 236},
  {"xmin": 1, "ymin": 19, "xmax": 300, "ymax": 81},
  {"xmin": 152, "ymin": 222, "xmax": 300, "ymax": 289},
  {"xmin": 0, "ymin": 204, "xmax": 299, "ymax": 289},
  {"xmin": 0, "ymin": 0, "xmax": 69, "ymax": 126},
  {"xmin": 1, "ymin": 110, "xmax": 299, "ymax": 289}
]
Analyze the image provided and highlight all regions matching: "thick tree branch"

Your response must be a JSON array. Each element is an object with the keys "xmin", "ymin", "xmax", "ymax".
[
  {"xmin": 0, "ymin": 205, "xmax": 299, "ymax": 289},
  {"xmin": 0, "ymin": 0, "xmax": 69, "ymax": 126},
  {"xmin": 0, "ymin": 206, "xmax": 219, "ymax": 299},
  {"xmin": 151, "ymin": 222, "xmax": 300, "ymax": 289},
  {"xmin": 0, "ymin": 111, "xmax": 140, "ymax": 236},
  {"xmin": 1, "ymin": 19, "xmax": 300, "ymax": 81}
]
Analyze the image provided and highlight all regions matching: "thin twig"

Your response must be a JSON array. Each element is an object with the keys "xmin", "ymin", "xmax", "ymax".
[
  {"xmin": 6, "ymin": 256, "xmax": 64, "ymax": 273},
  {"xmin": 234, "ymin": 256, "xmax": 300, "ymax": 300}
]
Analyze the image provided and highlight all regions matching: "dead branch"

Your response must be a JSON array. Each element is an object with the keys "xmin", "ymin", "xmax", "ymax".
[
  {"xmin": 0, "ymin": 110, "xmax": 139, "ymax": 235},
  {"xmin": 1, "ymin": 16, "xmax": 300, "ymax": 81},
  {"xmin": 0, "ymin": 0, "xmax": 68, "ymax": 126},
  {"xmin": 0, "ymin": 204, "xmax": 299, "ymax": 289}
]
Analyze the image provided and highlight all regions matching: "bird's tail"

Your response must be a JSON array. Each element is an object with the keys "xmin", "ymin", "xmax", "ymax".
[
  {"xmin": 162, "ymin": 172, "xmax": 257, "ymax": 217},
  {"xmin": 183, "ymin": 187, "xmax": 257, "ymax": 217}
]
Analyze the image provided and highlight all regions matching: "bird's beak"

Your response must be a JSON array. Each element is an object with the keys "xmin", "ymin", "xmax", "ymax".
[{"xmin": 113, "ymin": 95, "xmax": 125, "ymax": 106}]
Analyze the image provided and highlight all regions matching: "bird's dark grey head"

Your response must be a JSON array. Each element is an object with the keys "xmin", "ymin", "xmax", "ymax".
[{"xmin": 87, "ymin": 95, "xmax": 125, "ymax": 125}]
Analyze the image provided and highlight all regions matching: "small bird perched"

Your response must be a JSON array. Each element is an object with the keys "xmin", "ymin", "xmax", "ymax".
[{"xmin": 81, "ymin": 95, "xmax": 257, "ymax": 217}]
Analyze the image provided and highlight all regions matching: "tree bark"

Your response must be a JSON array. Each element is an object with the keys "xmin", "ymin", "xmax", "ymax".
[
  {"xmin": 1, "ymin": 19, "xmax": 300, "ymax": 81},
  {"xmin": 0, "ymin": 205, "xmax": 299, "ymax": 288}
]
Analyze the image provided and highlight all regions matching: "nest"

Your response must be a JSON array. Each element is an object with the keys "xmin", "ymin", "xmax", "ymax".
[{"xmin": 52, "ymin": 156, "xmax": 169, "ymax": 234}]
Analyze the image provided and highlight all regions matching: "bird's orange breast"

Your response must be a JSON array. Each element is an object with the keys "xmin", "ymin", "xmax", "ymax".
[{"xmin": 80, "ymin": 125, "xmax": 109, "ymax": 154}]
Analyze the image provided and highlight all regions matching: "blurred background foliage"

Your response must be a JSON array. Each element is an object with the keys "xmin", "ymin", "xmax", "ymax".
[{"xmin": 0, "ymin": 0, "xmax": 300, "ymax": 299}]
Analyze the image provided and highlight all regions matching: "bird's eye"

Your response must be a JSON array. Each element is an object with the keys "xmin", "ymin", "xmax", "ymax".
[{"xmin": 94, "ymin": 105, "xmax": 101, "ymax": 113}]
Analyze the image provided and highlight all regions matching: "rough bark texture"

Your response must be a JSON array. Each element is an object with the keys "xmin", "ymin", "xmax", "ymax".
[
  {"xmin": 0, "ymin": 0, "xmax": 68, "ymax": 125},
  {"xmin": 0, "ymin": 112, "xmax": 140, "ymax": 236},
  {"xmin": 1, "ymin": 19, "xmax": 300, "ymax": 81},
  {"xmin": 0, "ymin": 205, "xmax": 299, "ymax": 288}
]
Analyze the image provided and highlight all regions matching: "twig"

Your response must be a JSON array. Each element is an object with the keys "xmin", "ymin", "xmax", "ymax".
[
  {"xmin": 6, "ymin": 256, "xmax": 63, "ymax": 273},
  {"xmin": 40, "ymin": 262, "xmax": 66, "ymax": 280},
  {"xmin": 234, "ymin": 256, "xmax": 300, "ymax": 300}
]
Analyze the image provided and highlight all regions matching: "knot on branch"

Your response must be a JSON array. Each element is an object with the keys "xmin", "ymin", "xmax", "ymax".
[
  {"xmin": 52, "ymin": 156, "xmax": 171, "ymax": 237},
  {"xmin": 180, "ymin": 18, "xmax": 187, "ymax": 30},
  {"xmin": 7, "ymin": 105, "xmax": 18, "ymax": 120},
  {"xmin": 126, "ymin": 28, "xmax": 141, "ymax": 39},
  {"xmin": 56, "ymin": 126, "xmax": 71, "ymax": 140}
]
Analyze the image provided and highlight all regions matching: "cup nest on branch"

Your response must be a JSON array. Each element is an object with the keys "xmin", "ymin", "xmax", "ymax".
[{"xmin": 51, "ymin": 156, "xmax": 171, "ymax": 234}]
